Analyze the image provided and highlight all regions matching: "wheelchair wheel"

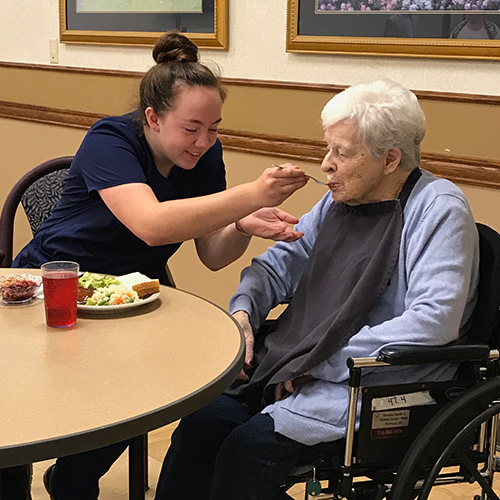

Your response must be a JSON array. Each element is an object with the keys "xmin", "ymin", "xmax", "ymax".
[{"xmin": 389, "ymin": 376, "xmax": 500, "ymax": 500}]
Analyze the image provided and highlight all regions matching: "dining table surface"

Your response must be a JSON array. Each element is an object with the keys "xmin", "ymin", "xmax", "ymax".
[{"xmin": 0, "ymin": 268, "xmax": 244, "ymax": 469}]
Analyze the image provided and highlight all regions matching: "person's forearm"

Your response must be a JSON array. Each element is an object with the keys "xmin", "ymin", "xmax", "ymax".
[
  {"xmin": 137, "ymin": 183, "xmax": 265, "ymax": 246},
  {"xmin": 195, "ymin": 223, "xmax": 252, "ymax": 271},
  {"xmin": 229, "ymin": 245, "xmax": 308, "ymax": 331},
  {"xmin": 228, "ymin": 195, "xmax": 331, "ymax": 330},
  {"xmin": 101, "ymin": 165, "xmax": 307, "ymax": 247}
]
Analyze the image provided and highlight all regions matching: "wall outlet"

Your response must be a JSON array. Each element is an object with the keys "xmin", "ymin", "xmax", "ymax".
[{"xmin": 49, "ymin": 39, "xmax": 59, "ymax": 64}]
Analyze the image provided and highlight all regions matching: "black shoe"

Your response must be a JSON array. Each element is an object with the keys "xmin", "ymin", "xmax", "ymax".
[{"xmin": 43, "ymin": 464, "xmax": 56, "ymax": 500}]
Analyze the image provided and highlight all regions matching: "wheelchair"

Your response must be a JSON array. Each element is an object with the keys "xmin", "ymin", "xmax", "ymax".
[{"xmin": 280, "ymin": 223, "xmax": 500, "ymax": 500}]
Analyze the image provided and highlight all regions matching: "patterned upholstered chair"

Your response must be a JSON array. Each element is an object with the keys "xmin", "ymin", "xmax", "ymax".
[
  {"xmin": 0, "ymin": 156, "xmax": 73, "ymax": 268},
  {"xmin": 0, "ymin": 155, "xmax": 176, "ymax": 290}
]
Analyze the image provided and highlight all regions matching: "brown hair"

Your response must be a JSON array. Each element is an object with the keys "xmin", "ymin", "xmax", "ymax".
[{"xmin": 139, "ymin": 31, "xmax": 226, "ymax": 124}]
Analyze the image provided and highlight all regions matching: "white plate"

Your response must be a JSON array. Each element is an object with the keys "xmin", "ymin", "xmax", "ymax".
[{"xmin": 77, "ymin": 292, "xmax": 160, "ymax": 314}]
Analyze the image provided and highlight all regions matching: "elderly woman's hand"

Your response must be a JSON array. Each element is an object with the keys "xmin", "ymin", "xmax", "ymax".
[
  {"xmin": 237, "ymin": 208, "xmax": 304, "ymax": 242},
  {"xmin": 274, "ymin": 372, "xmax": 315, "ymax": 401},
  {"xmin": 232, "ymin": 310, "xmax": 254, "ymax": 381}
]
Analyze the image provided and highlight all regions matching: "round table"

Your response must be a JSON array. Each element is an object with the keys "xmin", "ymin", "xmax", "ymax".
[{"xmin": 0, "ymin": 269, "xmax": 244, "ymax": 479}]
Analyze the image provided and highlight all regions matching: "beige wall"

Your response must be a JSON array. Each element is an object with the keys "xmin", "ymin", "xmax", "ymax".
[
  {"xmin": 0, "ymin": 119, "xmax": 85, "ymax": 259},
  {"xmin": 2, "ymin": 116, "xmax": 499, "ymax": 310},
  {"xmin": 0, "ymin": 118, "xmax": 322, "ymax": 308},
  {"xmin": 223, "ymin": 86, "xmax": 500, "ymax": 160},
  {"xmin": 1, "ymin": 64, "xmax": 499, "ymax": 310},
  {"xmin": 172, "ymin": 151, "xmax": 500, "ymax": 309},
  {"xmin": 2, "ymin": 64, "xmax": 499, "ymax": 162},
  {"xmin": 1, "ymin": 67, "xmax": 498, "ymax": 167}
]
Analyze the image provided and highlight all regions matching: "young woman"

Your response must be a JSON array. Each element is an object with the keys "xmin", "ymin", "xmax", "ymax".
[
  {"xmin": 13, "ymin": 31, "xmax": 308, "ymax": 282},
  {"xmin": 12, "ymin": 31, "xmax": 308, "ymax": 500}
]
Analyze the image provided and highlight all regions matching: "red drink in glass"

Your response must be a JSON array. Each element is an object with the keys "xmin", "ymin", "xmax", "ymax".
[{"xmin": 41, "ymin": 262, "xmax": 79, "ymax": 328}]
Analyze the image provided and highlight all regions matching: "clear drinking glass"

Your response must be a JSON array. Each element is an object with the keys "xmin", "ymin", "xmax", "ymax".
[{"xmin": 41, "ymin": 261, "xmax": 79, "ymax": 327}]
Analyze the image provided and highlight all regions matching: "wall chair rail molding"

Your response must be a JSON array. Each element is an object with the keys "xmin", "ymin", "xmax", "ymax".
[
  {"xmin": 219, "ymin": 129, "xmax": 500, "ymax": 190},
  {"xmin": 1, "ymin": 101, "xmax": 499, "ymax": 190},
  {"xmin": 0, "ymin": 64, "xmax": 499, "ymax": 189},
  {"xmin": 59, "ymin": 0, "xmax": 228, "ymax": 49}
]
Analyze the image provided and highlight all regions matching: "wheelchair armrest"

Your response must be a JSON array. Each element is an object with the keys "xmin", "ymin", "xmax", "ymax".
[{"xmin": 377, "ymin": 343, "xmax": 490, "ymax": 366}]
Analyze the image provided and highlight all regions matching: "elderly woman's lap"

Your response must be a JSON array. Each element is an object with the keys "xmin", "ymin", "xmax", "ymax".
[{"xmin": 154, "ymin": 394, "xmax": 310, "ymax": 500}]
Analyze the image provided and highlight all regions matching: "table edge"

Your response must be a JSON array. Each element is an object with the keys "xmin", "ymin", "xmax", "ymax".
[{"xmin": 0, "ymin": 285, "xmax": 245, "ymax": 467}]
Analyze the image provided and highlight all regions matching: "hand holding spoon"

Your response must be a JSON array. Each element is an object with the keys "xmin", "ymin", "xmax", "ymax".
[{"xmin": 272, "ymin": 164, "xmax": 328, "ymax": 186}]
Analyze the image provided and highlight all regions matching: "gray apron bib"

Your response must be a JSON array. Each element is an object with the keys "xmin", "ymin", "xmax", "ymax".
[{"xmin": 228, "ymin": 168, "xmax": 421, "ymax": 410}]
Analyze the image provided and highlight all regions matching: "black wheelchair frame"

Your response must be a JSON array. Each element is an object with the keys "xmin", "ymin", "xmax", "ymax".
[{"xmin": 281, "ymin": 223, "xmax": 500, "ymax": 500}]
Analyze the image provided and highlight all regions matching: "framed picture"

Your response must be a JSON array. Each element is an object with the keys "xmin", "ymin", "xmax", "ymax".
[
  {"xmin": 287, "ymin": 0, "xmax": 500, "ymax": 59},
  {"xmin": 60, "ymin": 0, "xmax": 228, "ymax": 49}
]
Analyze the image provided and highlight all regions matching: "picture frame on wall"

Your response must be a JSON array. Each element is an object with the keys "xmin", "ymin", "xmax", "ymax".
[
  {"xmin": 60, "ymin": 0, "xmax": 228, "ymax": 49},
  {"xmin": 287, "ymin": 0, "xmax": 500, "ymax": 59}
]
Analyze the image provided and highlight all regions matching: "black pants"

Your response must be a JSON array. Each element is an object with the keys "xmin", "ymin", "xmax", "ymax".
[
  {"xmin": 0, "ymin": 465, "xmax": 32, "ymax": 500},
  {"xmin": 154, "ymin": 394, "xmax": 336, "ymax": 500},
  {"xmin": 48, "ymin": 440, "xmax": 130, "ymax": 500},
  {"xmin": 47, "ymin": 396, "xmax": 340, "ymax": 500}
]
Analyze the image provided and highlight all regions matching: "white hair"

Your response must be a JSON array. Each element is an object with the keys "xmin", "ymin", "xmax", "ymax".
[{"xmin": 321, "ymin": 80, "xmax": 426, "ymax": 171}]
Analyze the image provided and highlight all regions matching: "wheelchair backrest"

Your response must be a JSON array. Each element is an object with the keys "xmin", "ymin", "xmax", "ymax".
[
  {"xmin": 467, "ymin": 223, "xmax": 500, "ymax": 348},
  {"xmin": 354, "ymin": 223, "xmax": 500, "ymax": 469}
]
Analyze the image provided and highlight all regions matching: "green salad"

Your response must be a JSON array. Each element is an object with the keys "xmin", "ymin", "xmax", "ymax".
[{"xmin": 78, "ymin": 272, "xmax": 119, "ymax": 289}]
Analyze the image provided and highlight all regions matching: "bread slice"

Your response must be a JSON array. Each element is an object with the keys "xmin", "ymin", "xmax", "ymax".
[{"xmin": 117, "ymin": 272, "xmax": 160, "ymax": 299}]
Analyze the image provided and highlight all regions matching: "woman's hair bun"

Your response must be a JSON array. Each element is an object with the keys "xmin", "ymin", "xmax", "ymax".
[{"xmin": 153, "ymin": 31, "xmax": 199, "ymax": 64}]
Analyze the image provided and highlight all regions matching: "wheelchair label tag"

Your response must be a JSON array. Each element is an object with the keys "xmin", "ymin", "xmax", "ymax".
[
  {"xmin": 371, "ymin": 390, "xmax": 436, "ymax": 411},
  {"xmin": 371, "ymin": 409, "xmax": 410, "ymax": 439}
]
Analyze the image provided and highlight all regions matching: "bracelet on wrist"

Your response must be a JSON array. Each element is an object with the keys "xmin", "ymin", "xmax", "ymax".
[{"xmin": 235, "ymin": 220, "xmax": 251, "ymax": 237}]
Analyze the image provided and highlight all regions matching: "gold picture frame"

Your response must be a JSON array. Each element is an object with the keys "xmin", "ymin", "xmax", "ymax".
[
  {"xmin": 287, "ymin": 0, "xmax": 500, "ymax": 59},
  {"xmin": 60, "ymin": 0, "xmax": 228, "ymax": 49}
]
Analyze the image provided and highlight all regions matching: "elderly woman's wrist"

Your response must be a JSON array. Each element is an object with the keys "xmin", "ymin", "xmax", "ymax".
[{"xmin": 235, "ymin": 220, "xmax": 251, "ymax": 237}]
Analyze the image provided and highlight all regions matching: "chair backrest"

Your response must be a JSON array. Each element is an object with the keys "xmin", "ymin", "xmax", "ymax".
[
  {"xmin": 467, "ymin": 223, "xmax": 500, "ymax": 348},
  {"xmin": 21, "ymin": 168, "xmax": 71, "ymax": 234},
  {"xmin": 0, "ymin": 156, "xmax": 73, "ymax": 267},
  {"xmin": 0, "ymin": 156, "xmax": 177, "ymax": 287}
]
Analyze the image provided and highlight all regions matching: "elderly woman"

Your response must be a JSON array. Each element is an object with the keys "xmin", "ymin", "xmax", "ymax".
[{"xmin": 153, "ymin": 80, "xmax": 480, "ymax": 500}]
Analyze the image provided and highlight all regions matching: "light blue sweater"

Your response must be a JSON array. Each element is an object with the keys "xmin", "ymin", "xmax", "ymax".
[{"xmin": 229, "ymin": 169, "xmax": 479, "ymax": 445}]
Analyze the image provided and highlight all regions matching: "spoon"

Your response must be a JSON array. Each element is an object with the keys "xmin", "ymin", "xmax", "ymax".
[{"xmin": 272, "ymin": 164, "xmax": 328, "ymax": 186}]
